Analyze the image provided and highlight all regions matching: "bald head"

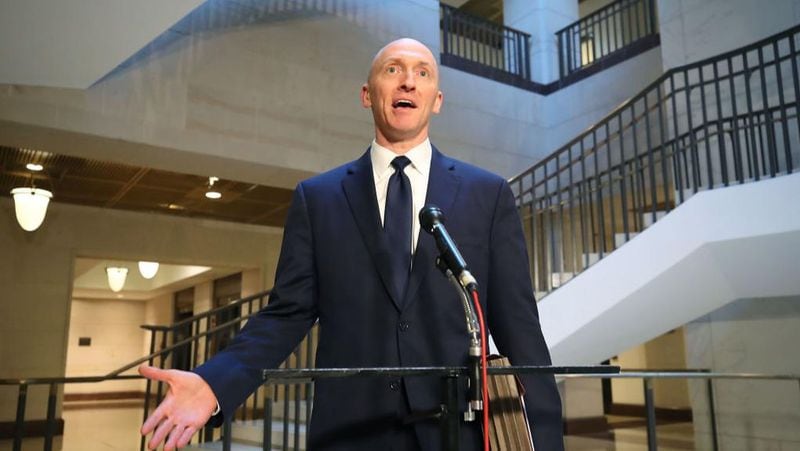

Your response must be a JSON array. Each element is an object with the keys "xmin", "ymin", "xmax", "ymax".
[
  {"xmin": 360, "ymin": 37, "xmax": 443, "ymax": 152},
  {"xmin": 367, "ymin": 38, "xmax": 439, "ymax": 85}
]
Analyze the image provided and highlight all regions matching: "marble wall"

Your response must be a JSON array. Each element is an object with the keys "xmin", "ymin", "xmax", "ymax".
[
  {"xmin": 685, "ymin": 296, "xmax": 800, "ymax": 450},
  {"xmin": 0, "ymin": 0, "xmax": 660, "ymax": 185},
  {"xmin": 658, "ymin": 0, "xmax": 800, "ymax": 70}
]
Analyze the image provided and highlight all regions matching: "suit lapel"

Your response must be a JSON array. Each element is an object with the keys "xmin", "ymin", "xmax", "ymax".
[
  {"xmin": 403, "ymin": 147, "xmax": 461, "ymax": 309},
  {"xmin": 341, "ymin": 150, "xmax": 404, "ymax": 310}
]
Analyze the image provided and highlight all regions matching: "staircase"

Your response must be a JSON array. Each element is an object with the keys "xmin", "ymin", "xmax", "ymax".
[
  {"xmin": 184, "ymin": 401, "xmax": 309, "ymax": 451},
  {"xmin": 136, "ymin": 291, "xmax": 317, "ymax": 451},
  {"xmin": 510, "ymin": 23, "xmax": 800, "ymax": 365}
]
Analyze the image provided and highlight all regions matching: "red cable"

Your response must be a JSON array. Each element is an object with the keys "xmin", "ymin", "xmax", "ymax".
[{"xmin": 470, "ymin": 289, "xmax": 490, "ymax": 451}]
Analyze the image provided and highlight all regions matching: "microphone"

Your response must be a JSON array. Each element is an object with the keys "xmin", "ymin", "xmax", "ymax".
[{"xmin": 419, "ymin": 205, "xmax": 478, "ymax": 289}]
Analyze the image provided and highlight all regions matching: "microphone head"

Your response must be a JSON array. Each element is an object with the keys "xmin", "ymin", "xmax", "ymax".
[{"xmin": 419, "ymin": 205, "xmax": 445, "ymax": 233}]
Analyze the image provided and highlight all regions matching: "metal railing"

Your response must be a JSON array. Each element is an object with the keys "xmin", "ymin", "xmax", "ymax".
[
  {"xmin": 439, "ymin": 3, "xmax": 531, "ymax": 81},
  {"xmin": 562, "ymin": 370, "xmax": 800, "ymax": 451},
  {"xmin": 5, "ymin": 364, "xmax": 795, "ymax": 451},
  {"xmin": 0, "ymin": 374, "xmax": 141, "ymax": 451},
  {"xmin": 138, "ymin": 289, "xmax": 318, "ymax": 451},
  {"xmin": 557, "ymin": 0, "xmax": 659, "ymax": 78},
  {"xmin": 511, "ymin": 23, "xmax": 800, "ymax": 296},
  {"xmin": 0, "ymin": 289, "xmax": 317, "ymax": 451},
  {"xmin": 245, "ymin": 367, "xmax": 800, "ymax": 451}
]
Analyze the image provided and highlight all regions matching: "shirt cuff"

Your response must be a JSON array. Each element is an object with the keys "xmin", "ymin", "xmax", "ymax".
[{"xmin": 212, "ymin": 401, "xmax": 221, "ymax": 416}]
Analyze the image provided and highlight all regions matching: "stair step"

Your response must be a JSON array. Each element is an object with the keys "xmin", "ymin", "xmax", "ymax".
[
  {"xmin": 183, "ymin": 440, "xmax": 268, "ymax": 451},
  {"xmin": 642, "ymin": 210, "xmax": 668, "ymax": 228},
  {"xmin": 263, "ymin": 399, "xmax": 310, "ymax": 421},
  {"xmin": 614, "ymin": 232, "xmax": 639, "ymax": 248},
  {"xmin": 233, "ymin": 419, "xmax": 307, "ymax": 448},
  {"xmin": 551, "ymin": 272, "xmax": 574, "ymax": 287},
  {"xmin": 584, "ymin": 253, "xmax": 601, "ymax": 266},
  {"xmin": 183, "ymin": 419, "xmax": 308, "ymax": 451}
]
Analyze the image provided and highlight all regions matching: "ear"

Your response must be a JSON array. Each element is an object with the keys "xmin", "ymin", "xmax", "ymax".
[
  {"xmin": 360, "ymin": 84, "xmax": 371, "ymax": 108},
  {"xmin": 431, "ymin": 90, "xmax": 443, "ymax": 115}
]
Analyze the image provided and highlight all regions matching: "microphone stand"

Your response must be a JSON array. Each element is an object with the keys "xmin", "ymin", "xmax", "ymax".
[{"xmin": 435, "ymin": 257, "xmax": 482, "ymax": 422}]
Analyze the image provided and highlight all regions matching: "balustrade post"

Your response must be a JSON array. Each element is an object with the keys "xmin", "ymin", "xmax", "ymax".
[
  {"xmin": 263, "ymin": 387, "xmax": 272, "ymax": 451},
  {"xmin": 643, "ymin": 377, "xmax": 657, "ymax": 451},
  {"xmin": 44, "ymin": 383, "xmax": 57, "ymax": 451},
  {"xmin": 707, "ymin": 378, "xmax": 719, "ymax": 451},
  {"xmin": 222, "ymin": 417, "xmax": 232, "ymax": 451},
  {"xmin": 13, "ymin": 383, "xmax": 27, "ymax": 451}
]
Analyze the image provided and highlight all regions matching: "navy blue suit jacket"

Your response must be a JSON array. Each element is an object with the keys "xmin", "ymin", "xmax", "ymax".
[{"xmin": 195, "ymin": 147, "xmax": 564, "ymax": 450}]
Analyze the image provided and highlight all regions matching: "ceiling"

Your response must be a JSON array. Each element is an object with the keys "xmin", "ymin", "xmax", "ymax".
[
  {"xmin": 72, "ymin": 257, "xmax": 241, "ymax": 301},
  {"xmin": 0, "ymin": 0, "xmax": 204, "ymax": 89},
  {"xmin": 0, "ymin": 146, "xmax": 294, "ymax": 227}
]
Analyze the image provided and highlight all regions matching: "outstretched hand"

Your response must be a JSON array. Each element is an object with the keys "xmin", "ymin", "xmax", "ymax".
[{"xmin": 139, "ymin": 365, "xmax": 218, "ymax": 450}]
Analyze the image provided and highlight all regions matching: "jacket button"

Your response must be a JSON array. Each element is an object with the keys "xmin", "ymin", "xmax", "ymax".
[
  {"xmin": 399, "ymin": 321, "xmax": 409, "ymax": 331},
  {"xmin": 389, "ymin": 381, "xmax": 400, "ymax": 391}
]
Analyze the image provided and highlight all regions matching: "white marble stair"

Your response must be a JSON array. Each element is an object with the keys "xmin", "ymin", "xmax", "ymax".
[
  {"xmin": 614, "ymin": 232, "xmax": 639, "ymax": 248},
  {"xmin": 184, "ymin": 441, "xmax": 266, "ymax": 451},
  {"xmin": 183, "ymin": 419, "xmax": 308, "ymax": 451},
  {"xmin": 184, "ymin": 401, "xmax": 310, "ymax": 451},
  {"xmin": 641, "ymin": 210, "xmax": 668, "ymax": 228}
]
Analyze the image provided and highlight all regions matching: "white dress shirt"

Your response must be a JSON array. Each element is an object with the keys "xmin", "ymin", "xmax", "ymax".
[{"xmin": 370, "ymin": 139, "xmax": 432, "ymax": 255}]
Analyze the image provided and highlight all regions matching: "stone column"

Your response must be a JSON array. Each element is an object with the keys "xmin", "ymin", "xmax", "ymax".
[{"xmin": 504, "ymin": 0, "xmax": 579, "ymax": 84}]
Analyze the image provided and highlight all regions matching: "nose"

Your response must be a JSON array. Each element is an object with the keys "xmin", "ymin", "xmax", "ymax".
[{"xmin": 400, "ymin": 71, "xmax": 416, "ymax": 91}]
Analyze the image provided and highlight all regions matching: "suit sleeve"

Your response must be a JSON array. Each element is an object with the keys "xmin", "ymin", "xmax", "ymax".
[
  {"xmin": 194, "ymin": 183, "xmax": 319, "ymax": 423},
  {"xmin": 485, "ymin": 180, "xmax": 565, "ymax": 451}
]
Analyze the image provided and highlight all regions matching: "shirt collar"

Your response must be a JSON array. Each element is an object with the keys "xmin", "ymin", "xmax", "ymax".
[{"xmin": 370, "ymin": 138, "xmax": 432, "ymax": 181}]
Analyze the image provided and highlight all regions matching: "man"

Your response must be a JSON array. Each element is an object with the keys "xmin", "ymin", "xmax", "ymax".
[{"xmin": 140, "ymin": 38, "xmax": 563, "ymax": 451}]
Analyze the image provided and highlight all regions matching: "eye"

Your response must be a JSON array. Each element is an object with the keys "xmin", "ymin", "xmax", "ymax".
[
  {"xmin": 419, "ymin": 69, "xmax": 429, "ymax": 77},
  {"xmin": 386, "ymin": 66, "xmax": 400, "ymax": 74}
]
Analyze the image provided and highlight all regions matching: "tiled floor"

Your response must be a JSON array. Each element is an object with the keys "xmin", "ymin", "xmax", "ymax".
[
  {"xmin": 565, "ymin": 421, "xmax": 695, "ymax": 450},
  {"xmin": 61, "ymin": 401, "xmax": 144, "ymax": 451},
  {"xmin": 2, "ymin": 404, "xmax": 696, "ymax": 450}
]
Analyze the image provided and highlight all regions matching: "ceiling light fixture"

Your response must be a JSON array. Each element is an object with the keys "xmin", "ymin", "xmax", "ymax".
[
  {"xmin": 106, "ymin": 267, "xmax": 128, "ymax": 292},
  {"xmin": 138, "ymin": 261, "xmax": 160, "ymax": 279},
  {"xmin": 205, "ymin": 176, "xmax": 222, "ymax": 199},
  {"xmin": 11, "ymin": 187, "xmax": 52, "ymax": 232},
  {"xmin": 10, "ymin": 163, "xmax": 54, "ymax": 232}
]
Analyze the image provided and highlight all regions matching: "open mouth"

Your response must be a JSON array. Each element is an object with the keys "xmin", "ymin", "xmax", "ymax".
[{"xmin": 392, "ymin": 99, "xmax": 417, "ymax": 109}]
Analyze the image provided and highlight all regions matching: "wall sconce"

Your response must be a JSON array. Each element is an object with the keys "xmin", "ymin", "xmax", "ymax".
[
  {"xmin": 138, "ymin": 261, "xmax": 160, "ymax": 279},
  {"xmin": 205, "ymin": 176, "xmax": 222, "ymax": 199},
  {"xmin": 11, "ymin": 187, "xmax": 53, "ymax": 232},
  {"xmin": 106, "ymin": 267, "xmax": 128, "ymax": 292}
]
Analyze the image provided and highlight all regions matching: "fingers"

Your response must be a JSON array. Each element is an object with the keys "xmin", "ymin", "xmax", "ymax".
[
  {"xmin": 146, "ymin": 417, "xmax": 198, "ymax": 450},
  {"xmin": 141, "ymin": 398, "xmax": 167, "ymax": 435},
  {"xmin": 177, "ymin": 425, "xmax": 198, "ymax": 449},
  {"xmin": 164, "ymin": 422, "xmax": 185, "ymax": 451},
  {"xmin": 139, "ymin": 364, "xmax": 171, "ymax": 383},
  {"xmin": 149, "ymin": 416, "xmax": 173, "ymax": 450}
]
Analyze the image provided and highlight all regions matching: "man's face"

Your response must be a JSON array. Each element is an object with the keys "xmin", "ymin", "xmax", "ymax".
[{"xmin": 361, "ymin": 39, "xmax": 443, "ymax": 149}]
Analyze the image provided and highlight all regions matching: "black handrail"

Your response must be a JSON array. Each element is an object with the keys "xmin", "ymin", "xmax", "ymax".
[
  {"xmin": 135, "ymin": 288, "xmax": 318, "ymax": 451},
  {"xmin": 4, "ymin": 367, "xmax": 798, "ymax": 451},
  {"xmin": 557, "ymin": 0, "xmax": 658, "ymax": 78},
  {"xmin": 0, "ymin": 375, "xmax": 142, "ymax": 451},
  {"xmin": 511, "ymin": 22, "xmax": 800, "ymax": 296},
  {"xmin": 255, "ymin": 367, "xmax": 799, "ymax": 451},
  {"xmin": 439, "ymin": 3, "xmax": 531, "ymax": 81},
  {"xmin": 0, "ymin": 288, "xmax": 317, "ymax": 451}
]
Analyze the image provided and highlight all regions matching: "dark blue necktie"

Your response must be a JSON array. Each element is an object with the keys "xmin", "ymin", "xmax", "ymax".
[{"xmin": 384, "ymin": 156, "xmax": 412, "ymax": 303}]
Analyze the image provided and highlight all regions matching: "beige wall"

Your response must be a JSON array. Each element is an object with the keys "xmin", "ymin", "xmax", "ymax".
[
  {"xmin": 65, "ymin": 298, "xmax": 147, "ymax": 394},
  {"xmin": 611, "ymin": 328, "xmax": 691, "ymax": 408},
  {"xmin": 0, "ymin": 197, "xmax": 282, "ymax": 421}
]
